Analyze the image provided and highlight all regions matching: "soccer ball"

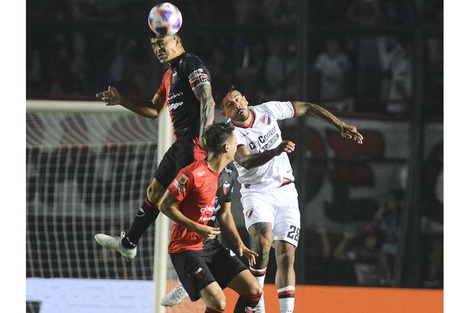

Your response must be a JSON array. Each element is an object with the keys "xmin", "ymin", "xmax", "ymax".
[{"xmin": 148, "ymin": 2, "xmax": 183, "ymax": 36}]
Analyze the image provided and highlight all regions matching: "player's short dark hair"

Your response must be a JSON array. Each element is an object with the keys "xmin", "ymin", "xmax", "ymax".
[
  {"xmin": 149, "ymin": 31, "xmax": 182, "ymax": 42},
  {"xmin": 215, "ymin": 85, "xmax": 237, "ymax": 109},
  {"xmin": 202, "ymin": 122, "xmax": 235, "ymax": 154}
]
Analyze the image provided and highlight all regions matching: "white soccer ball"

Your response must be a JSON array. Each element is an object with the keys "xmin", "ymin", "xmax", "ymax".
[{"xmin": 148, "ymin": 2, "xmax": 183, "ymax": 36}]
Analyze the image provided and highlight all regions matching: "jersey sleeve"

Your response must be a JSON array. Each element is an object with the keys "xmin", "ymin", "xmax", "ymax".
[
  {"xmin": 181, "ymin": 55, "xmax": 211, "ymax": 89},
  {"xmin": 224, "ymin": 171, "xmax": 236, "ymax": 203},
  {"xmin": 156, "ymin": 69, "xmax": 172, "ymax": 98},
  {"xmin": 258, "ymin": 101, "xmax": 295, "ymax": 120},
  {"xmin": 224, "ymin": 168, "xmax": 237, "ymax": 203},
  {"xmin": 167, "ymin": 168, "xmax": 195, "ymax": 203}
]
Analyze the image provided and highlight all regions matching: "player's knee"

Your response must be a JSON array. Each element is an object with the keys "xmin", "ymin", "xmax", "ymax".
[
  {"xmin": 146, "ymin": 180, "xmax": 164, "ymax": 204},
  {"xmin": 255, "ymin": 237, "xmax": 272, "ymax": 252},
  {"xmin": 252, "ymin": 283, "xmax": 263, "ymax": 295},
  {"xmin": 213, "ymin": 297, "xmax": 226, "ymax": 310},
  {"xmin": 240, "ymin": 290, "xmax": 263, "ymax": 307},
  {"xmin": 275, "ymin": 245, "xmax": 296, "ymax": 267},
  {"xmin": 251, "ymin": 231, "xmax": 272, "ymax": 251}
]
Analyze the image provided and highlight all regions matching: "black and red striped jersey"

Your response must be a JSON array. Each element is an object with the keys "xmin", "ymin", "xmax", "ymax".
[
  {"xmin": 157, "ymin": 52, "xmax": 211, "ymax": 141},
  {"xmin": 166, "ymin": 160, "xmax": 219, "ymax": 253}
]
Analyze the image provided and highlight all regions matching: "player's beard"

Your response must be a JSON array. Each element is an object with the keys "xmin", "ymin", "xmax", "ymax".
[{"xmin": 234, "ymin": 108, "xmax": 249, "ymax": 122}]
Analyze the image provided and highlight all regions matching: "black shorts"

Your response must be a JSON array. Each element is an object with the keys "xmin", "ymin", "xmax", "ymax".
[
  {"xmin": 170, "ymin": 243, "xmax": 248, "ymax": 302},
  {"xmin": 155, "ymin": 138, "xmax": 206, "ymax": 188}
]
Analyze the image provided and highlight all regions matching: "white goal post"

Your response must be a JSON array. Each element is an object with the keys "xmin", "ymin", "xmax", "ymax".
[{"xmin": 26, "ymin": 100, "xmax": 206, "ymax": 313}]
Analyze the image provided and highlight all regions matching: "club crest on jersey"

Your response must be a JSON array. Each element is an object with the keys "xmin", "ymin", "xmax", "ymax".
[
  {"xmin": 178, "ymin": 174, "xmax": 188, "ymax": 184},
  {"xmin": 223, "ymin": 182, "xmax": 230, "ymax": 195},
  {"xmin": 260, "ymin": 114, "xmax": 271, "ymax": 125},
  {"xmin": 245, "ymin": 208, "xmax": 253, "ymax": 219}
]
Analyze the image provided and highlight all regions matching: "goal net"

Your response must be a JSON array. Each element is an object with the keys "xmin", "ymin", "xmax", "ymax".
[{"xmin": 26, "ymin": 100, "xmax": 206, "ymax": 312}]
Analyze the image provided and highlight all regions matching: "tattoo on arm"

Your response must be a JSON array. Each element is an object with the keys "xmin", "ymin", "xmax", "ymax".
[
  {"xmin": 302, "ymin": 102, "xmax": 343, "ymax": 130},
  {"xmin": 194, "ymin": 84, "xmax": 215, "ymax": 138}
]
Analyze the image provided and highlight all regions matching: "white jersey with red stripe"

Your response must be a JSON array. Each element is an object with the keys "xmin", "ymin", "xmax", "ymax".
[{"xmin": 230, "ymin": 101, "xmax": 296, "ymax": 192}]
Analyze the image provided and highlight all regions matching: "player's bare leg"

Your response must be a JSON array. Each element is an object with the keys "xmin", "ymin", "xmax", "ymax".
[
  {"xmin": 95, "ymin": 179, "xmax": 166, "ymax": 258},
  {"xmin": 274, "ymin": 240, "xmax": 296, "ymax": 313},
  {"xmin": 228, "ymin": 270, "xmax": 263, "ymax": 313},
  {"xmin": 248, "ymin": 222, "xmax": 273, "ymax": 313}
]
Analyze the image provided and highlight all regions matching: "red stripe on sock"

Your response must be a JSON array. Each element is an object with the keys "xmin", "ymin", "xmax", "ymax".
[
  {"xmin": 144, "ymin": 197, "xmax": 156, "ymax": 209},
  {"xmin": 249, "ymin": 268, "xmax": 267, "ymax": 277},
  {"xmin": 278, "ymin": 290, "xmax": 295, "ymax": 298},
  {"xmin": 241, "ymin": 292, "xmax": 263, "ymax": 303}
]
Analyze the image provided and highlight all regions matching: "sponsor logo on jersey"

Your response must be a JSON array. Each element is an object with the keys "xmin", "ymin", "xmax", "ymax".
[
  {"xmin": 248, "ymin": 126, "xmax": 279, "ymax": 152},
  {"xmin": 168, "ymin": 91, "xmax": 183, "ymax": 101},
  {"xmin": 168, "ymin": 101, "xmax": 183, "ymax": 111},
  {"xmin": 199, "ymin": 205, "xmax": 217, "ymax": 222},
  {"xmin": 188, "ymin": 68, "xmax": 209, "ymax": 88},
  {"xmin": 200, "ymin": 205, "xmax": 216, "ymax": 214},
  {"xmin": 197, "ymin": 170, "xmax": 206, "ymax": 177}
]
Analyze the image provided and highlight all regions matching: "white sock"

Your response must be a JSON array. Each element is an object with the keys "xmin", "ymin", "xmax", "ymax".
[
  {"xmin": 250, "ymin": 267, "xmax": 267, "ymax": 313},
  {"xmin": 278, "ymin": 285, "xmax": 295, "ymax": 313}
]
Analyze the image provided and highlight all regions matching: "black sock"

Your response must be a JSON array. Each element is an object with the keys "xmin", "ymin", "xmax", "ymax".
[{"xmin": 122, "ymin": 197, "xmax": 159, "ymax": 249}]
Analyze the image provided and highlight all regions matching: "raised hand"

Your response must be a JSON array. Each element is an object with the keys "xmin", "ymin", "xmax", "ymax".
[
  {"xmin": 340, "ymin": 123, "xmax": 364, "ymax": 144},
  {"xmin": 275, "ymin": 140, "xmax": 296, "ymax": 155},
  {"xmin": 96, "ymin": 86, "xmax": 121, "ymax": 106}
]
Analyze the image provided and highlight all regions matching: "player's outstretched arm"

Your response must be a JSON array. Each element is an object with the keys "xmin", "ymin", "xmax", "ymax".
[
  {"xmin": 235, "ymin": 140, "xmax": 296, "ymax": 169},
  {"xmin": 292, "ymin": 101, "xmax": 364, "ymax": 144},
  {"xmin": 217, "ymin": 203, "xmax": 258, "ymax": 266},
  {"xmin": 95, "ymin": 86, "xmax": 166, "ymax": 119}
]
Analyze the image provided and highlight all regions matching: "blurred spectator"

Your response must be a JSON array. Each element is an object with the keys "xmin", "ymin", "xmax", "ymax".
[
  {"xmin": 424, "ymin": 37, "xmax": 443, "ymax": 116},
  {"xmin": 39, "ymin": 34, "xmax": 87, "ymax": 96},
  {"xmin": 424, "ymin": 0, "xmax": 443, "ymax": 28},
  {"xmin": 314, "ymin": 224, "xmax": 358, "ymax": 286},
  {"xmin": 345, "ymin": 0, "xmax": 386, "ymax": 110},
  {"xmin": 206, "ymin": 37, "xmax": 237, "ymax": 95},
  {"xmin": 422, "ymin": 141, "xmax": 443, "ymax": 287},
  {"xmin": 231, "ymin": 37, "xmax": 268, "ymax": 104},
  {"xmin": 347, "ymin": 225, "xmax": 383, "ymax": 286},
  {"xmin": 383, "ymin": 40, "xmax": 413, "ymax": 115},
  {"xmin": 375, "ymin": 188, "xmax": 404, "ymax": 285},
  {"xmin": 264, "ymin": 40, "xmax": 299, "ymax": 100},
  {"xmin": 311, "ymin": 38, "xmax": 353, "ymax": 111},
  {"xmin": 377, "ymin": 37, "xmax": 404, "ymax": 100},
  {"xmin": 270, "ymin": 0, "xmax": 297, "ymax": 28},
  {"xmin": 316, "ymin": 0, "xmax": 350, "ymax": 25},
  {"xmin": 382, "ymin": 0, "xmax": 414, "ymax": 25},
  {"xmin": 345, "ymin": 0, "xmax": 385, "ymax": 26}
]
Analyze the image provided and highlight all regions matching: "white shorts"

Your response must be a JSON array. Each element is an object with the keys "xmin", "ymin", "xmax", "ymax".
[{"xmin": 241, "ymin": 183, "xmax": 301, "ymax": 247}]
